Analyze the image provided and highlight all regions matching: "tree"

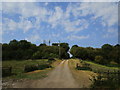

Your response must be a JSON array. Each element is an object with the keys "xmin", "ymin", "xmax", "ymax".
[
  {"xmin": 95, "ymin": 56, "xmax": 104, "ymax": 64},
  {"xmin": 9, "ymin": 39, "xmax": 19, "ymax": 50},
  {"xmin": 86, "ymin": 47, "xmax": 96, "ymax": 61},
  {"xmin": 32, "ymin": 51, "xmax": 42, "ymax": 59},
  {"xmin": 18, "ymin": 40, "xmax": 31, "ymax": 49},
  {"xmin": 101, "ymin": 44, "xmax": 113, "ymax": 60},
  {"xmin": 60, "ymin": 43, "xmax": 70, "ymax": 52},
  {"xmin": 70, "ymin": 46, "xmax": 87, "ymax": 59},
  {"xmin": 52, "ymin": 43, "xmax": 59, "ymax": 46},
  {"xmin": 39, "ymin": 43, "xmax": 47, "ymax": 46}
]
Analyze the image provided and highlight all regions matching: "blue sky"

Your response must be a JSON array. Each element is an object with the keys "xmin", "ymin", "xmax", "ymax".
[{"xmin": 1, "ymin": 2, "xmax": 118, "ymax": 48}]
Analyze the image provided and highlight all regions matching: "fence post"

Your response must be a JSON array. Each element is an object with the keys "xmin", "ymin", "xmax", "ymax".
[
  {"xmin": 118, "ymin": 70, "xmax": 120, "ymax": 82},
  {"xmin": 10, "ymin": 66, "xmax": 12, "ymax": 74},
  {"xmin": 76, "ymin": 63, "xmax": 78, "ymax": 69},
  {"xmin": 107, "ymin": 70, "xmax": 110, "ymax": 79}
]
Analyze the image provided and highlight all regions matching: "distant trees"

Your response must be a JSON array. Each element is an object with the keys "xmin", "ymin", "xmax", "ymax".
[
  {"xmin": 2, "ymin": 39, "xmax": 119, "ymax": 65},
  {"xmin": 34, "ymin": 43, "xmax": 70, "ymax": 59},
  {"xmin": 2, "ymin": 40, "xmax": 70, "ymax": 60},
  {"xmin": 70, "ymin": 44, "xmax": 120, "ymax": 65},
  {"xmin": 52, "ymin": 43, "xmax": 59, "ymax": 46},
  {"xmin": 70, "ymin": 46, "xmax": 87, "ymax": 59},
  {"xmin": 2, "ymin": 39, "xmax": 37, "ymax": 60},
  {"xmin": 60, "ymin": 43, "xmax": 70, "ymax": 52}
]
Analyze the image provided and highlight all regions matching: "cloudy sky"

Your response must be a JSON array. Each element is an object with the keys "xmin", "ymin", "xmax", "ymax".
[{"xmin": 1, "ymin": 2, "xmax": 118, "ymax": 47}]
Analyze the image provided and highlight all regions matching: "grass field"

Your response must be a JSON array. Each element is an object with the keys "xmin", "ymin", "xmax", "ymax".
[
  {"xmin": 68, "ymin": 59, "xmax": 120, "ymax": 88},
  {"xmin": 2, "ymin": 59, "xmax": 60, "ymax": 80},
  {"xmin": 83, "ymin": 60, "xmax": 120, "ymax": 73},
  {"xmin": 68, "ymin": 59, "xmax": 96, "ymax": 88}
]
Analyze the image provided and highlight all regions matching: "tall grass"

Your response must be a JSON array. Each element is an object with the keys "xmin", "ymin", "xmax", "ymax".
[{"xmin": 2, "ymin": 59, "xmax": 51, "ymax": 79}]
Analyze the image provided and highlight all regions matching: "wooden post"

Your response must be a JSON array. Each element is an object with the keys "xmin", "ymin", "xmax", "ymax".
[{"xmin": 76, "ymin": 63, "xmax": 79, "ymax": 68}]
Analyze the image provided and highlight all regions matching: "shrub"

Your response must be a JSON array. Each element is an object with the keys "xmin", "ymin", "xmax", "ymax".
[
  {"xmin": 38, "ymin": 64, "xmax": 52, "ymax": 70},
  {"xmin": 76, "ymin": 66, "xmax": 92, "ymax": 71},
  {"xmin": 48, "ymin": 58, "xmax": 56, "ymax": 64},
  {"xmin": 2, "ymin": 67, "xmax": 12, "ymax": 77},
  {"xmin": 91, "ymin": 73, "xmax": 120, "ymax": 88},
  {"xmin": 76, "ymin": 63, "xmax": 92, "ymax": 71},
  {"xmin": 24, "ymin": 64, "xmax": 52, "ymax": 72},
  {"xmin": 110, "ymin": 61, "xmax": 118, "ymax": 65},
  {"xmin": 48, "ymin": 58, "xmax": 55, "ymax": 62},
  {"xmin": 24, "ymin": 65, "xmax": 38, "ymax": 72},
  {"xmin": 32, "ymin": 51, "xmax": 42, "ymax": 59},
  {"xmin": 95, "ymin": 56, "xmax": 104, "ymax": 64}
]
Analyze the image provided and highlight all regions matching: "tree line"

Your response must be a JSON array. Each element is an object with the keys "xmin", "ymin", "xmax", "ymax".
[
  {"xmin": 2, "ymin": 39, "xmax": 120, "ymax": 66},
  {"xmin": 2, "ymin": 39, "xmax": 69, "ymax": 60},
  {"xmin": 70, "ymin": 44, "xmax": 120, "ymax": 65}
]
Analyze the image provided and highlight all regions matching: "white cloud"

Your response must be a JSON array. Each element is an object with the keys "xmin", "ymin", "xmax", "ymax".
[
  {"xmin": 80, "ymin": 3, "xmax": 117, "ymax": 27},
  {"xmin": 67, "ymin": 35, "xmax": 89, "ymax": 40},
  {"xmin": 2, "ymin": 2, "xmax": 118, "ymax": 35},
  {"xmin": 3, "ymin": 18, "xmax": 18, "ymax": 31},
  {"xmin": 51, "ymin": 33, "xmax": 60, "ymax": 37},
  {"xmin": 2, "ymin": 2, "xmax": 49, "ymax": 18},
  {"xmin": 45, "ymin": 2, "xmax": 48, "ymax": 6},
  {"xmin": 25, "ymin": 34, "xmax": 41, "ymax": 43},
  {"xmin": 0, "ymin": 22, "xmax": 2, "ymax": 37},
  {"xmin": 65, "ymin": 2, "xmax": 117, "ymax": 27},
  {"xmin": 107, "ymin": 28, "xmax": 117, "ymax": 33},
  {"xmin": 2, "ymin": 2, "xmax": 52, "ymax": 33},
  {"xmin": 2, "ymin": 0, "xmax": 119, "ymax": 2},
  {"xmin": 2, "ymin": 0, "xmax": 37, "ymax": 2},
  {"xmin": 3, "ymin": 17, "xmax": 34, "ymax": 33},
  {"xmin": 103, "ymin": 28, "xmax": 118, "ymax": 38},
  {"xmin": 63, "ymin": 19, "xmax": 89, "ymax": 32},
  {"xmin": 48, "ymin": 6, "xmax": 63, "ymax": 28}
]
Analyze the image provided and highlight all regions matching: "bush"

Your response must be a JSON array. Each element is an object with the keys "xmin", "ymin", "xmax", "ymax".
[
  {"xmin": 91, "ymin": 73, "xmax": 120, "ymax": 88},
  {"xmin": 110, "ymin": 61, "xmax": 118, "ymax": 65},
  {"xmin": 24, "ymin": 64, "xmax": 52, "ymax": 72},
  {"xmin": 24, "ymin": 65, "xmax": 38, "ymax": 72},
  {"xmin": 2, "ymin": 67, "xmax": 12, "ymax": 77},
  {"xmin": 76, "ymin": 66, "xmax": 92, "ymax": 71},
  {"xmin": 76, "ymin": 63, "xmax": 92, "ymax": 71},
  {"xmin": 32, "ymin": 51, "xmax": 42, "ymax": 59},
  {"xmin": 95, "ymin": 56, "xmax": 104, "ymax": 64},
  {"xmin": 38, "ymin": 64, "xmax": 52, "ymax": 70}
]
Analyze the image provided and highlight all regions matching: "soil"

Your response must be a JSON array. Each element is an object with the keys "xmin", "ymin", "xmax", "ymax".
[{"xmin": 4, "ymin": 60, "xmax": 93, "ymax": 88}]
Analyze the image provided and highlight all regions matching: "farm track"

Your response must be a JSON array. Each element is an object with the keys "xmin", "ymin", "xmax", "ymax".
[
  {"xmin": 13, "ymin": 60, "xmax": 94, "ymax": 88},
  {"xmin": 13, "ymin": 60, "xmax": 92, "ymax": 88}
]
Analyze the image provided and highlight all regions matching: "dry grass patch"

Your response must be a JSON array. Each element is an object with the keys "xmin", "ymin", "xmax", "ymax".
[
  {"xmin": 68, "ymin": 59, "xmax": 97, "ymax": 88},
  {"xmin": 51, "ymin": 59, "xmax": 62, "ymax": 67}
]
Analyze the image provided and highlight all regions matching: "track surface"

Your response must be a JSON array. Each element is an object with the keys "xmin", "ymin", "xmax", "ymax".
[{"xmin": 14, "ymin": 60, "xmax": 80, "ymax": 88}]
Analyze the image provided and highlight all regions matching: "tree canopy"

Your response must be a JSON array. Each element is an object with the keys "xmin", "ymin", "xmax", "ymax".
[{"xmin": 2, "ymin": 39, "xmax": 70, "ymax": 60}]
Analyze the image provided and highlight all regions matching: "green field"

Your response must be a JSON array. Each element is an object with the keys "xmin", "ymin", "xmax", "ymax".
[
  {"xmin": 83, "ymin": 60, "xmax": 120, "ymax": 73},
  {"xmin": 2, "ymin": 59, "xmax": 52, "ymax": 80}
]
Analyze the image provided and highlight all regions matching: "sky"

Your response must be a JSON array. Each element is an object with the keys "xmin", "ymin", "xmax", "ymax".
[{"xmin": 1, "ymin": 2, "xmax": 119, "ymax": 48}]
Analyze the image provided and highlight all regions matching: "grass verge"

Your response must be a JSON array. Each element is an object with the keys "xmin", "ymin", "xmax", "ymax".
[
  {"xmin": 2, "ymin": 59, "xmax": 62, "ymax": 80},
  {"xmin": 84, "ymin": 60, "xmax": 120, "ymax": 73},
  {"xmin": 68, "ymin": 59, "xmax": 97, "ymax": 88}
]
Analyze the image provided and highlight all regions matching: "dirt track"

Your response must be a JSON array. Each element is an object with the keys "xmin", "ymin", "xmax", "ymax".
[{"xmin": 14, "ymin": 60, "xmax": 80, "ymax": 88}]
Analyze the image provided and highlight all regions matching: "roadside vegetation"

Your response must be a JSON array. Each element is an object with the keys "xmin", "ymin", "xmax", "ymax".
[
  {"xmin": 3, "ymin": 59, "xmax": 62, "ymax": 78},
  {"xmin": 70, "ymin": 44, "xmax": 120, "ymax": 66},
  {"xmin": 70, "ymin": 42, "xmax": 120, "ymax": 89},
  {"xmin": 2, "ymin": 39, "xmax": 120, "ymax": 88},
  {"xmin": 72, "ymin": 59, "xmax": 120, "ymax": 89},
  {"xmin": 2, "ymin": 39, "xmax": 69, "ymax": 61},
  {"xmin": 68, "ymin": 59, "xmax": 97, "ymax": 88},
  {"xmin": 2, "ymin": 59, "xmax": 51, "ymax": 79}
]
